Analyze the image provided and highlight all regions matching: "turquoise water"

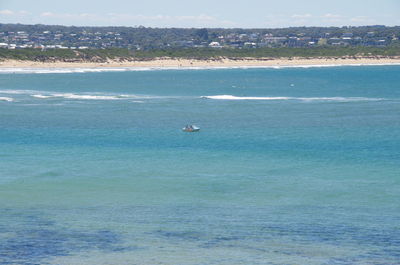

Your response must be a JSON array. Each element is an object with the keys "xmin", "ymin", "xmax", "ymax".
[{"xmin": 0, "ymin": 66, "xmax": 399, "ymax": 264}]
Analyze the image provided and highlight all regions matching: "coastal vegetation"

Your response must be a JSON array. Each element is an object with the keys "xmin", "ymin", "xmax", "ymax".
[
  {"xmin": 0, "ymin": 46, "xmax": 399, "ymax": 62},
  {"xmin": 131, "ymin": 46, "xmax": 400, "ymax": 59},
  {"xmin": 0, "ymin": 48, "xmax": 131, "ymax": 61},
  {"xmin": 1, "ymin": 24, "xmax": 399, "ymax": 50}
]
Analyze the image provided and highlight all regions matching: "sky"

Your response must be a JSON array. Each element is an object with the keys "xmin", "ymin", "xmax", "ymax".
[{"xmin": 0, "ymin": 0, "xmax": 399, "ymax": 28}]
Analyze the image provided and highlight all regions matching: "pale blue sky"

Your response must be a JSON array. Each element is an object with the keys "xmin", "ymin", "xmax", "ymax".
[{"xmin": 0, "ymin": 0, "xmax": 399, "ymax": 28}]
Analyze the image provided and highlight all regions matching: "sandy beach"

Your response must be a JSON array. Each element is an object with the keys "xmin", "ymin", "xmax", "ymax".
[{"xmin": 1, "ymin": 57, "xmax": 400, "ymax": 69}]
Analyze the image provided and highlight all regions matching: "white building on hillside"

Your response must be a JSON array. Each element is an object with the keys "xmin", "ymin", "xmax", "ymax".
[{"xmin": 209, "ymin": 41, "xmax": 221, "ymax": 48}]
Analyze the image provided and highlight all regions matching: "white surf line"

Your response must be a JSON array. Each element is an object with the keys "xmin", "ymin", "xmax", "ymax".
[{"xmin": 1, "ymin": 63, "xmax": 400, "ymax": 74}]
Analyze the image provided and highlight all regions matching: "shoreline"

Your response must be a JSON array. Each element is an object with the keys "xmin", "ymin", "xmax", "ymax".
[{"xmin": 1, "ymin": 57, "xmax": 400, "ymax": 69}]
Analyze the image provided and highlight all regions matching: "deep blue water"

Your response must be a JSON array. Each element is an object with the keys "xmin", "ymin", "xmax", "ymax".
[{"xmin": 0, "ymin": 66, "xmax": 399, "ymax": 264}]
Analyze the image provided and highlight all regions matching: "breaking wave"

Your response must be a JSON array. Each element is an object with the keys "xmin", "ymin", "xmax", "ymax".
[
  {"xmin": 0, "ymin": 96, "xmax": 13, "ymax": 102},
  {"xmin": 0, "ymin": 89, "xmax": 176, "ymax": 101},
  {"xmin": 0, "ymin": 89, "xmax": 38, "ymax": 95},
  {"xmin": 0, "ymin": 67, "xmax": 210, "ymax": 74},
  {"xmin": 31, "ymin": 94, "xmax": 53, "ymax": 99},
  {"xmin": 49, "ymin": 93, "xmax": 125, "ymax": 100},
  {"xmin": 31, "ymin": 93, "xmax": 170, "ymax": 100},
  {"xmin": 202, "ymin": 95, "xmax": 290, "ymax": 100},
  {"xmin": 0, "ymin": 63, "xmax": 400, "ymax": 74},
  {"xmin": 0, "ymin": 67, "xmax": 145, "ymax": 74},
  {"xmin": 0, "ymin": 89, "xmax": 390, "ymax": 103},
  {"xmin": 201, "ymin": 95, "xmax": 387, "ymax": 102}
]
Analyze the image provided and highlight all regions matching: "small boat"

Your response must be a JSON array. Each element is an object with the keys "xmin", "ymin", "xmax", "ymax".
[{"xmin": 182, "ymin": 125, "xmax": 200, "ymax": 132}]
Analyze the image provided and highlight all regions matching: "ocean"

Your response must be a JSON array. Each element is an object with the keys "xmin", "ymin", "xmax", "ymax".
[{"xmin": 0, "ymin": 65, "xmax": 399, "ymax": 264}]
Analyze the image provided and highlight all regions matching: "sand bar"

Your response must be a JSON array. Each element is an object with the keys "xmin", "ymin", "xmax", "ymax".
[{"xmin": 1, "ymin": 57, "xmax": 400, "ymax": 69}]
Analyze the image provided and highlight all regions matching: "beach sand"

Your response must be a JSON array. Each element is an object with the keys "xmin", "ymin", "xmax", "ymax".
[{"xmin": 1, "ymin": 57, "xmax": 400, "ymax": 69}]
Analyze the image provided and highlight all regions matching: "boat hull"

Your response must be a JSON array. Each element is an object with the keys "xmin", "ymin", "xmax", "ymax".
[{"xmin": 182, "ymin": 128, "xmax": 200, "ymax": 132}]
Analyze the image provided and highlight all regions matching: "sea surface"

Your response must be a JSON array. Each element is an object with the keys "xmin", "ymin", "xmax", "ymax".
[{"xmin": 0, "ymin": 65, "xmax": 399, "ymax": 265}]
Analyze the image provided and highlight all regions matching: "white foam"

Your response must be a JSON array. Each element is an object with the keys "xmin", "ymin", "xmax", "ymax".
[
  {"xmin": 0, "ymin": 67, "xmax": 136, "ymax": 74},
  {"xmin": 51, "ymin": 93, "xmax": 121, "ymax": 100},
  {"xmin": 0, "ymin": 96, "xmax": 13, "ymax": 102},
  {"xmin": 202, "ymin": 95, "xmax": 386, "ymax": 102},
  {"xmin": 2, "ymin": 90, "xmax": 128, "ymax": 100},
  {"xmin": 0, "ymin": 63, "xmax": 399, "ymax": 74},
  {"xmin": 0, "ymin": 67, "xmax": 170, "ymax": 74},
  {"xmin": 0, "ymin": 89, "xmax": 39, "ymax": 95},
  {"xmin": 32, "ymin": 94, "xmax": 53, "ymax": 99},
  {"xmin": 296, "ymin": 97, "xmax": 384, "ymax": 102},
  {"xmin": 0, "ymin": 88, "xmax": 388, "ymax": 104},
  {"xmin": 202, "ymin": 95, "xmax": 290, "ymax": 100},
  {"xmin": 1, "ymin": 89, "xmax": 123, "ymax": 100},
  {"xmin": 31, "ymin": 92, "xmax": 164, "ymax": 101}
]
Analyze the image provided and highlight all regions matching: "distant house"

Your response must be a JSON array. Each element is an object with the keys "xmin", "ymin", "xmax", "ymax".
[
  {"xmin": 34, "ymin": 44, "xmax": 45, "ymax": 49},
  {"xmin": 327, "ymin": 37, "xmax": 341, "ymax": 45},
  {"xmin": 342, "ymin": 33, "xmax": 353, "ymax": 38},
  {"xmin": 0, "ymin": 24, "xmax": 396, "ymax": 51},
  {"xmin": 209, "ymin": 41, "xmax": 221, "ymax": 48},
  {"xmin": 239, "ymin": 34, "xmax": 248, "ymax": 40},
  {"xmin": 249, "ymin": 33, "xmax": 259, "ymax": 41},
  {"xmin": 55, "ymin": 45, "xmax": 68, "ymax": 49},
  {"xmin": 377, "ymin": 39, "xmax": 387, "ymax": 46},
  {"xmin": 244, "ymin": 42, "xmax": 256, "ymax": 48},
  {"xmin": 263, "ymin": 37, "xmax": 287, "ymax": 44}
]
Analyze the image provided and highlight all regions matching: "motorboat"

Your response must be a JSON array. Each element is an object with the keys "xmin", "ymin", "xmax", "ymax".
[{"xmin": 182, "ymin": 125, "xmax": 200, "ymax": 132}]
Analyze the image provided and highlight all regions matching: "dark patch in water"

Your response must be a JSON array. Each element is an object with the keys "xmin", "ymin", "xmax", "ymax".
[
  {"xmin": 0, "ymin": 210, "xmax": 130, "ymax": 264},
  {"xmin": 200, "ymin": 235, "xmax": 243, "ymax": 248},
  {"xmin": 324, "ymin": 257, "xmax": 355, "ymax": 265},
  {"xmin": 155, "ymin": 229, "xmax": 251, "ymax": 251},
  {"xmin": 261, "ymin": 221, "xmax": 400, "ymax": 263},
  {"xmin": 150, "ymin": 206, "xmax": 400, "ymax": 263},
  {"xmin": 263, "ymin": 222, "xmax": 400, "ymax": 249},
  {"xmin": 155, "ymin": 230, "xmax": 203, "ymax": 241},
  {"xmin": 35, "ymin": 171, "xmax": 63, "ymax": 178}
]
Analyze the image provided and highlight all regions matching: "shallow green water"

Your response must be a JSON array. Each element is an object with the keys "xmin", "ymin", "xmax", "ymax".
[{"xmin": 0, "ymin": 66, "xmax": 399, "ymax": 264}]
